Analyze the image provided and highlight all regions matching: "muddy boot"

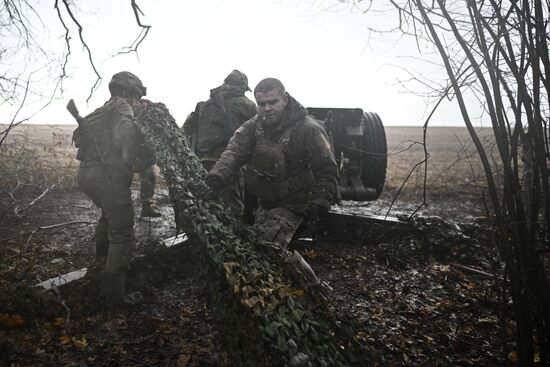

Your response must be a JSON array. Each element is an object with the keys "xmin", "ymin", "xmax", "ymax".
[
  {"xmin": 102, "ymin": 271, "xmax": 126, "ymax": 309},
  {"xmin": 141, "ymin": 202, "xmax": 161, "ymax": 218}
]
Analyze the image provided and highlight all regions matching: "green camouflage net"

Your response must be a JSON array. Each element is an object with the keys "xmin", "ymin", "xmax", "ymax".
[{"xmin": 135, "ymin": 101, "xmax": 383, "ymax": 366}]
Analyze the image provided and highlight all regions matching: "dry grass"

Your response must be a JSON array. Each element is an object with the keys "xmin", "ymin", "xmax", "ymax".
[
  {"xmin": 0, "ymin": 124, "xmax": 497, "ymax": 220},
  {"xmin": 385, "ymin": 126, "xmax": 497, "ymax": 195},
  {"xmin": 0, "ymin": 125, "xmax": 79, "ymax": 222},
  {"xmin": 0, "ymin": 125, "xmax": 78, "ymax": 189}
]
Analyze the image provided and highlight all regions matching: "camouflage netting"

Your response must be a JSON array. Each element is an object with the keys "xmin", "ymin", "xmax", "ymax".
[{"xmin": 135, "ymin": 101, "xmax": 383, "ymax": 366}]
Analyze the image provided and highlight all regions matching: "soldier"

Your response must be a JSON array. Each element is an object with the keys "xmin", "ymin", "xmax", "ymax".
[
  {"xmin": 199, "ymin": 77, "xmax": 338, "ymax": 248},
  {"xmin": 130, "ymin": 97, "xmax": 161, "ymax": 218},
  {"xmin": 183, "ymin": 70, "xmax": 257, "ymax": 217},
  {"xmin": 75, "ymin": 71, "xmax": 147, "ymax": 307},
  {"xmin": 139, "ymin": 165, "xmax": 161, "ymax": 218}
]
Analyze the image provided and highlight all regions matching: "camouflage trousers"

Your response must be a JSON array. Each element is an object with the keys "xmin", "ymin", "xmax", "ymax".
[
  {"xmin": 201, "ymin": 160, "xmax": 244, "ymax": 219},
  {"xmin": 77, "ymin": 165, "xmax": 135, "ymax": 272},
  {"xmin": 139, "ymin": 165, "xmax": 156, "ymax": 207},
  {"xmin": 253, "ymin": 206, "xmax": 304, "ymax": 249}
]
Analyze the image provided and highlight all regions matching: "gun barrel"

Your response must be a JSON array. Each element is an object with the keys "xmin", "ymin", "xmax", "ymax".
[{"xmin": 66, "ymin": 99, "xmax": 85, "ymax": 125}]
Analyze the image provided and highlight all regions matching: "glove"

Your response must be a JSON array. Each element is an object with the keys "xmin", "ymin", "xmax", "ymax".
[
  {"xmin": 304, "ymin": 203, "xmax": 327, "ymax": 226},
  {"xmin": 196, "ymin": 176, "xmax": 224, "ymax": 200}
]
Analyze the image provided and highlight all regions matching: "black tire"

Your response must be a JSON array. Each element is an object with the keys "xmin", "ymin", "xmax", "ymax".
[{"xmin": 360, "ymin": 112, "xmax": 387, "ymax": 198}]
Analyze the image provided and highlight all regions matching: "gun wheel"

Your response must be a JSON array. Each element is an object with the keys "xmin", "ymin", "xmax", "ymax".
[{"xmin": 360, "ymin": 112, "xmax": 387, "ymax": 199}]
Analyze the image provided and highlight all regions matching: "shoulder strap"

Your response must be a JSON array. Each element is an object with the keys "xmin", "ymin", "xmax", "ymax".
[
  {"xmin": 254, "ymin": 118, "xmax": 301, "ymax": 148},
  {"xmin": 278, "ymin": 120, "xmax": 303, "ymax": 151},
  {"xmin": 255, "ymin": 117, "xmax": 264, "ymax": 138}
]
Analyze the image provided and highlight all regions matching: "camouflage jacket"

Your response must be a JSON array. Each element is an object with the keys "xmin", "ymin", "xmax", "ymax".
[
  {"xmin": 183, "ymin": 86, "xmax": 257, "ymax": 161},
  {"xmin": 76, "ymin": 97, "xmax": 140, "ymax": 177},
  {"xmin": 208, "ymin": 95, "xmax": 338, "ymax": 214}
]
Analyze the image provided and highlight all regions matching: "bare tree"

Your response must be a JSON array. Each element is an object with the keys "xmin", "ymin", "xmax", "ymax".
[
  {"xmin": 0, "ymin": 1, "xmax": 151, "ymax": 240},
  {"xmin": 344, "ymin": 0, "xmax": 550, "ymax": 364},
  {"xmin": 0, "ymin": 0, "xmax": 151, "ymax": 148}
]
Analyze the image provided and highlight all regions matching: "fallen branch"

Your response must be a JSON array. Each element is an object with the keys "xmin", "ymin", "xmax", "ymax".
[
  {"xmin": 13, "ymin": 178, "xmax": 63, "ymax": 217},
  {"xmin": 451, "ymin": 263, "xmax": 495, "ymax": 279},
  {"xmin": 1, "ymin": 221, "xmax": 96, "ymax": 258}
]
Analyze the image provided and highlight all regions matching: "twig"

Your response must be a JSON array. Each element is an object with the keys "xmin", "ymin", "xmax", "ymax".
[
  {"xmin": 13, "ymin": 178, "xmax": 63, "ymax": 217},
  {"xmin": 0, "ymin": 220, "xmax": 96, "ymax": 247},
  {"xmin": 451, "ymin": 263, "xmax": 495, "ymax": 279},
  {"xmin": 0, "ymin": 73, "xmax": 33, "ymax": 148},
  {"xmin": 50, "ymin": 286, "xmax": 71, "ymax": 324},
  {"xmin": 60, "ymin": 0, "xmax": 102, "ymax": 102},
  {"xmin": 384, "ymin": 85, "xmax": 450, "ymax": 220}
]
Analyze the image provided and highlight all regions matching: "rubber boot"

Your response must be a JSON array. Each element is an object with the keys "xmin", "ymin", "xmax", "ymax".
[
  {"xmin": 102, "ymin": 271, "xmax": 126, "ymax": 309},
  {"xmin": 141, "ymin": 202, "xmax": 161, "ymax": 218}
]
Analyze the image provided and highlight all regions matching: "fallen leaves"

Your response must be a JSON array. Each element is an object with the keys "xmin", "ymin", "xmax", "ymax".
[
  {"xmin": 306, "ymin": 237, "xmax": 505, "ymax": 366},
  {"xmin": 459, "ymin": 323, "xmax": 474, "ymax": 334},
  {"xmin": 433, "ymin": 264, "xmax": 451, "ymax": 272},
  {"xmin": 241, "ymin": 295, "xmax": 260, "ymax": 309},
  {"xmin": 59, "ymin": 334, "xmax": 88, "ymax": 349},
  {"xmin": 0, "ymin": 312, "xmax": 25, "ymax": 328},
  {"xmin": 53, "ymin": 317, "xmax": 65, "ymax": 328},
  {"xmin": 305, "ymin": 249, "xmax": 317, "ymax": 259}
]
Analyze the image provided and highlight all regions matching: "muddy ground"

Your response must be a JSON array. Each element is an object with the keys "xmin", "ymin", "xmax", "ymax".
[
  {"xmin": 0, "ymin": 176, "xmax": 513, "ymax": 366},
  {"xmin": 0, "ymin": 110, "xmax": 515, "ymax": 366}
]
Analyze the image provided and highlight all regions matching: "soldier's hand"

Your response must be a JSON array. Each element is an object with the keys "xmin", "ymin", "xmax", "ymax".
[
  {"xmin": 196, "ymin": 176, "xmax": 224, "ymax": 200},
  {"xmin": 196, "ymin": 182, "xmax": 215, "ymax": 200}
]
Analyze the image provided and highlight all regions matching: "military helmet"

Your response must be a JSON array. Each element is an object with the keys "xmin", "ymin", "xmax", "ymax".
[
  {"xmin": 224, "ymin": 69, "xmax": 250, "ymax": 91},
  {"xmin": 109, "ymin": 71, "xmax": 147, "ymax": 97}
]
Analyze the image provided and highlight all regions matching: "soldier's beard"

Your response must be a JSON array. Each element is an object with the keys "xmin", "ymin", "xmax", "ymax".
[{"xmin": 261, "ymin": 113, "xmax": 282, "ymax": 128}]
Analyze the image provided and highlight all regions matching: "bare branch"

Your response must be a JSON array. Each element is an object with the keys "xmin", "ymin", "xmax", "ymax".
[{"xmin": 59, "ymin": 0, "xmax": 101, "ymax": 102}]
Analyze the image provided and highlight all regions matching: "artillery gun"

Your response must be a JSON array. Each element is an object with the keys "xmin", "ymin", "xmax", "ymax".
[
  {"xmin": 243, "ymin": 107, "xmax": 391, "ymax": 239},
  {"xmin": 298, "ymin": 108, "xmax": 402, "ymax": 242},
  {"xmin": 307, "ymin": 107, "xmax": 387, "ymax": 202}
]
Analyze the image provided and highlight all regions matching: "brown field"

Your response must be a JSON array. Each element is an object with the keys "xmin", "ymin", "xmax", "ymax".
[{"xmin": 1, "ymin": 123, "xmax": 495, "ymax": 220}]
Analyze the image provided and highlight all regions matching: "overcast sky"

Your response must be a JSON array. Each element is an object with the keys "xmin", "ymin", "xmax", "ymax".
[{"xmin": 1, "ymin": 0, "xmax": 476, "ymax": 126}]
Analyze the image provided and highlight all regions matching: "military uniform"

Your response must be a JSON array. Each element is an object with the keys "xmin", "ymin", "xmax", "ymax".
[
  {"xmin": 207, "ymin": 95, "xmax": 338, "ymax": 247},
  {"xmin": 76, "ymin": 97, "xmax": 140, "ymax": 272},
  {"xmin": 131, "ymin": 100, "xmax": 161, "ymax": 218},
  {"xmin": 183, "ymin": 81, "xmax": 257, "ymax": 216},
  {"xmin": 139, "ymin": 165, "xmax": 156, "ymax": 209}
]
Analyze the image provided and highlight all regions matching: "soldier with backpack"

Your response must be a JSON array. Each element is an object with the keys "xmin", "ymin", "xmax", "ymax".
[
  {"xmin": 73, "ymin": 71, "xmax": 148, "ymax": 308},
  {"xmin": 183, "ymin": 70, "xmax": 257, "ymax": 218}
]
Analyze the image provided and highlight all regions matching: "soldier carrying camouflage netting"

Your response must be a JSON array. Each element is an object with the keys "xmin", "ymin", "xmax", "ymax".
[
  {"xmin": 132, "ymin": 80, "xmax": 383, "ymax": 365},
  {"xmin": 72, "ymin": 71, "xmax": 150, "ymax": 308},
  {"xmin": 197, "ymin": 77, "xmax": 338, "ymax": 253}
]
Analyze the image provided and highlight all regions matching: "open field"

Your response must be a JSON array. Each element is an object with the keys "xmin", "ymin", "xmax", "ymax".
[{"xmin": 1, "ymin": 123, "xmax": 495, "ymax": 220}]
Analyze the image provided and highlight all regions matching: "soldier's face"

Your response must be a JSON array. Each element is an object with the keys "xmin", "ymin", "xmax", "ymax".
[{"xmin": 255, "ymin": 89, "xmax": 288, "ymax": 127}]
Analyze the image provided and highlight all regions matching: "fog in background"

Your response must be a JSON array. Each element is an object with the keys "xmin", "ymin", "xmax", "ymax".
[{"xmin": 0, "ymin": 0, "xmax": 485, "ymax": 126}]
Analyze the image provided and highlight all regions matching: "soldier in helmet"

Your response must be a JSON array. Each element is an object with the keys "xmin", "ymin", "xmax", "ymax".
[
  {"xmin": 183, "ymin": 69, "xmax": 257, "ymax": 218},
  {"xmin": 198, "ymin": 78, "xmax": 338, "ymax": 249},
  {"xmin": 76, "ymin": 71, "xmax": 147, "ymax": 307}
]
